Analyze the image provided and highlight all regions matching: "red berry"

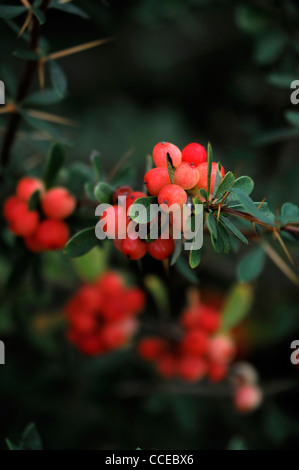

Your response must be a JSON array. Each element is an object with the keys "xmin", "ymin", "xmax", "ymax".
[
  {"xmin": 147, "ymin": 236, "xmax": 175, "ymax": 260},
  {"xmin": 182, "ymin": 143, "xmax": 207, "ymax": 166},
  {"xmin": 16, "ymin": 177, "xmax": 44, "ymax": 202},
  {"xmin": 234, "ymin": 384, "xmax": 262, "ymax": 413},
  {"xmin": 101, "ymin": 323, "xmax": 127, "ymax": 350},
  {"xmin": 181, "ymin": 330, "xmax": 209, "ymax": 356},
  {"xmin": 41, "ymin": 187, "xmax": 76, "ymax": 220},
  {"xmin": 69, "ymin": 311, "xmax": 97, "ymax": 334},
  {"xmin": 158, "ymin": 184, "xmax": 187, "ymax": 211},
  {"xmin": 36, "ymin": 219, "xmax": 69, "ymax": 250},
  {"xmin": 3, "ymin": 196, "xmax": 24, "ymax": 221},
  {"xmin": 77, "ymin": 334, "xmax": 103, "ymax": 356},
  {"xmin": 100, "ymin": 205, "xmax": 128, "ymax": 239},
  {"xmin": 174, "ymin": 162, "xmax": 199, "ymax": 190},
  {"xmin": 124, "ymin": 288, "xmax": 145, "ymax": 312},
  {"xmin": 138, "ymin": 338, "xmax": 166, "ymax": 360},
  {"xmin": 9, "ymin": 203, "xmax": 39, "ymax": 237},
  {"xmin": 207, "ymin": 362, "xmax": 227, "ymax": 383},
  {"xmin": 121, "ymin": 236, "xmax": 147, "ymax": 260},
  {"xmin": 112, "ymin": 186, "xmax": 133, "ymax": 205},
  {"xmin": 126, "ymin": 191, "xmax": 147, "ymax": 209},
  {"xmin": 177, "ymin": 356, "xmax": 207, "ymax": 382},
  {"xmin": 157, "ymin": 352, "xmax": 177, "ymax": 378},
  {"xmin": 97, "ymin": 272, "xmax": 124, "ymax": 294},
  {"xmin": 144, "ymin": 168, "xmax": 171, "ymax": 196},
  {"xmin": 198, "ymin": 305, "xmax": 220, "ymax": 333},
  {"xmin": 153, "ymin": 142, "xmax": 182, "ymax": 168},
  {"xmin": 209, "ymin": 335, "xmax": 236, "ymax": 364},
  {"xmin": 181, "ymin": 307, "xmax": 201, "ymax": 330},
  {"xmin": 24, "ymin": 232, "xmax": 44, "ymax": 253},
  {"xmin": 197, "ymin": 162, "xmax": 225, "ymax": 194}
]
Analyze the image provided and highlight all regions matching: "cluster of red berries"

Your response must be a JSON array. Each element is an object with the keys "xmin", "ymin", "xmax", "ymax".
[
  {"xmin": 101, "ymin": 186, "xmax": 175, "ymax": 261},
  {"xmin": 144, "ymin": 142, "xmax": 225, "ymax": 210},
  {"xmin": 138, "ymin": 302, "xmax": 236, "ymax": 382},
  {"xmin": 3, "ymin": 177, "xmax": 76, "ymax": 251},
  {"xmin": 66, "ymin": 271, "xmax": 145, "ymax": 356}
]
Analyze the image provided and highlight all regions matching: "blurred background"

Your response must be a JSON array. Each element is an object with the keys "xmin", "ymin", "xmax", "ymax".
[{"xmin": 0, "ymin": 0, "xmax": 299, "ymax": 450}]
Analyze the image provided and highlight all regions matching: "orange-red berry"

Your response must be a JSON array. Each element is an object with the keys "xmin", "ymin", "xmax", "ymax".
[
  {"xmin": 9, "ymin": 203, "xmax": 39, "ymax": 237},
  {"xmin": 121, "ymin": 236, "xmax": 147, "ymax": 260},
  {"xmin": 126, "ymin": 191, "xmax": 147, "ymax": 209},
  {"xmin": 153, "ymin": 142, "xmax": 182, "ymax": 168},
  {"xmin": 197, "ymin": 162, "xmax": 225, "ymax": 194},
  {"xmin": 3, "ymin": 196, "xmax": 24, "ymax": 221},
  {"xmin": 112, "ymin": 186, "xmax": 133, "ymax": 205},
  {"xmin": 147, "ymin": 236, "xmax": 175, "ymax": 260},
  {"xmin": 16, "ymin": 177, "xmax": 44, "ymax": 202},
  {"xmin": 181, "ymin": 330, "xmax": 209, "ymax": 356},
  {"xmin": 177, "ymin": 356, "xmax": 207, "ymax": 382},
  {"xmin": 138, "ymin": 338, "xmax": 166, "ymax": 360},
  {"xmin": 41, "ymin": 187, "xmax": 76, "ymax": 220},
  {"xmin": 158, "ymin": 184, "xmax": 187, "ymax": 211},
  {"xmin": 174, "ymin": 162, "xmax": 199, "ymax": 190},
  {"xmin": 100, "ymin": 205, "xmax": 128, "ymax": 238},
  {"xmin": 209, "ymin": 335, "xmax": 236, "ymax": 364},
  {"xmin": 182, "ymin": 143, "xmax": 207, "ymax": 166},
  {"xmin": 144, "ymin": 167, "xmax": 171, "ymax": 196},
  {"xmin": 36, "ymin": 219, "xmax": 69, "ymax": 250}
]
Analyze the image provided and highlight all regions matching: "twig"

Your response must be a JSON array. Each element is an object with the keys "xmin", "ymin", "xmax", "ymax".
[
  {"xmin": 0, "ymin": 0, "xmax": 51, "ymax": 168},
  {"xmin": 263, "ymin": 242, "xmax": 299, "ymax": 287}
]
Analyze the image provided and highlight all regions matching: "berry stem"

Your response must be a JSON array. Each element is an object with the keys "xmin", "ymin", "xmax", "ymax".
[{"xmin": 0, "ymin": 0, "xmax": 51, "ymax": 169}]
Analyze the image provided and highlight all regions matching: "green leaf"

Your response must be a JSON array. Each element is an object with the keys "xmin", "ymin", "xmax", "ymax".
[
  {"xmin": 23, "ymin": 89, "xmax": 63, "ymax": 106},
  {"xmin": 144, "ymin": 275, "xmax": 170, "ymax": 317},
  {"xmin": 5, "ymin": 439, "xmax": 21, "ymax": 451},
  {"xmin": 128, "ymin": 196, "xmax": 158, "ymax": 224},
  {"xmin": 31, "ymin": 7, "xmax": 46, "ymax": 24},
  {"xmin": 252, "ymin": 128, "xmax": 299, "ymax": 146},
  {"xmin": 72, "ymin": 246, "xmax": 108, "ymax": 282},
  {"xmin": 44, "ymin": 143, "xmax": 65, "ymax": 188},
  {"xmin": 219, "ymin": 215, "xmax": 248, "ymax": 245},
  {"xmin": 94, "ymin": 182, "xmax": 113, "ymax": 203},
  {"xmin": 22, "ymin": 423, "xmax": 42, "ymax": 451},
  {"xmin": 227, "ymin": 437, "xmax": 248, "ymax": 451},
  {"xmin": 254, "ymin": 30, "xmax": 287, "ymax": 65},
  {"xmin": 211, "ymin": 224, "xmax": 231, "ymax": 254},
  {"xmin": 13, "ymin": 50, "xmax": 40, "ymax": 61},
  {"xmin": 0, "ymin": 64, "xmax": 17, "ymax": 97},
  {"xmin": 21, "ymin": 111, "xmax": 69, "ymax": 144},
  {"xmin": 64, "ymin": 227, "xmax": 98, "ymax": 258},
  {"xmin": 232, "ymin": 176, "xmax": 254, "ymax": 195},
  {"xmin": 230, "ymin": 187, "xmax": 275, "ymax": 225},
  {"xmin": 279, "ymin": 202, "xmax": 299, "ymax": 225},
  {"xmin": 90, "ymin": 150, "xmax": 102, "ymax": 180},
  {"xmin": 212, "ymin": 162, "xmax": 224, "ymax": 199},
  {"xmin": 175, "ymin": 256, "xmax": 199, "ymax": 284},
  {"xmin": 215, "ymin": 171, "xmax": 235, "ymax": 199},
  {"xmin": 237, "ymin": 246, "xmax": 266, "ymax": 283},
  {"xmin": 110, "ymin": 164, "xmax": 136, "ymax": 188},
  {"xmin": 85, "ymin": 182, "xmax": 97, "ymax": 201},
  {"xmin": 170, "ymin": 238, "xmax": 183, "ymax": 266},
  {"xmin": 199, "ymin": 188, "xmax": 208, "ymax": 200},
  {"xmin": 285, "ymin": 111, "xmax": 299, "ymax": 128},
  {"xmin": 49, "ymin": 60, "xmax": 68, "ymax": 98},
  {"xmin": 221, "ymin": 283, "xmax": 254, "ymax": 331},
  {"xmin": 206, "ymin": 212, "xmax": 218, "ymax": 238},
  {"xmin": 167, "ymin": 153, "xmax": 175, "ymax": 183},
  {"xmin": 267, "ymin": 74, "xmax": 295, "ymax": 89},
  {"xmin": 207, "ymin": 142, "xmax": 213, "ymax": 196},
  {"xmin": 50, "ymin": 0, "xmax": 89, "ymax": 19},
  {"xmin": 189, "ymin": 247, "xmax": 202, "ymax": 269},
  {"xmin": 0, "ymin": 5, "xmax": 26, "ymax": 19},
  {"xmin": 28, "ymin": 189, "xmax": 41, "ymax": 211}
]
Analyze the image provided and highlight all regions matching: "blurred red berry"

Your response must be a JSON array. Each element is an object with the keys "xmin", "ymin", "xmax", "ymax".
[
  {"xmin": 177, "ymin": 356, "xmax": 207, "ymax": 382},
  {"xmin": 112, "ymin": 186, "xmax": 133, "ymax": 205},
  {"xmin": 41, "ymin": 187, "xmax": 76, "ymax": 220},
  {"xmin": 36, "ymin": 219, "xmax": 69, "ymax": 250},
  {"xmin": 16, "ymin": 177, "xmax": 44, "ymax": 202},
  {"xmin": 234, "ymin": 384, "xmax": 262, "ymax": 413},
  {"xmin": 209, "ymin": 335, "xmax": 236, "ymax": 364},
  {"xmin": 181, "ymin": 330, "xmax": 209, "ymax": 356},
  {"xmin": 207, "ymin": 361, "xmax": 227, "ymax": 383},
  {"xmin": 138, "ymin": 338, "xmax": 166, "ymax": 360},
  {"xmin": 100, "ymin": 205, "xmax": 127, "ymax": 239},
  {"xmin": 9, "ymin": 203, "xmax": 39, "ymax": 237}
]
